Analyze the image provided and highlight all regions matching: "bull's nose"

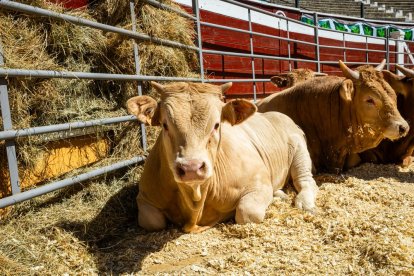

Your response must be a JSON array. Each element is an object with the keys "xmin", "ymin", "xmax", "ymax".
[
  {"xmin": 176, "ymin": 159, "xmax": 207, "ymax": 181},
  {"xmin": 399, "ymin": 123, "xmax": 409, "ymax": 136}
]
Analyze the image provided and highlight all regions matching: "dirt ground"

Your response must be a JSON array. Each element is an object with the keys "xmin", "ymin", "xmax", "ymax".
[{"xmin": 0, "ymin": 162, "xmax": 414, "ymax": 275}]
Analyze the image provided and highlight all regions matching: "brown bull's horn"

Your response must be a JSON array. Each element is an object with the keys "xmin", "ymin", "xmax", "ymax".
[
  {"xmin": 396, "ymin": 64, "xmax": 414, "ymax": 78},
  {"xmin": 339, "ymin": 60, "xmax": 360, "ymax": 80},
  {"xmin": 221, "ymin": 82, "xmax": 233, "ymax": 93},
  {"xmin": 375, "ymin": 59, "xmax": 387, "ymax": 71},
  {"xmin": 151, "ymin": 81, "xmax": 165, "ymax": 94}
]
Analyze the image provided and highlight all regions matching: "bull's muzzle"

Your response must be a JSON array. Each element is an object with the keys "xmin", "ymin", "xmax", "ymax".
[
  {"xmin": 385, "ymin": 119, "xmax": 410, "ymax": 140},
  {"xmin": 176, "ymin": 159, "xmax": 208, "ymax": 182}
]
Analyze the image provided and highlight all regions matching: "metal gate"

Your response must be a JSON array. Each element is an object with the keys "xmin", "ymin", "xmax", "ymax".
[{"xmin": 0, "ymin": 0, "xmax": 413, "ymax": 208}]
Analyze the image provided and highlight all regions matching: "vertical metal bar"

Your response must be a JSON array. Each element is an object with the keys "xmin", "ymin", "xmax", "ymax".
[
  {"xmin": 386, "ymin": 28, "xmax": 390, "ymax": 70},
  {"xmin": 366, "ymin": 36, "xmax": 369, "ymax": 64},
  {"xmin": 295, "ymin": 0, "xmax": 300, "ymax": 8},
  {"xmin": 129, "ymin": 1, "xmax": 147, "ymax": 152},
  {"xmin": 248, "ymin": 9, "xmax": 257, "ymax": 103},
  {"xmin": 360, "ymin": 2, "xmax": 364, "ymax": 18},
  {"xmin": 343, "ymin": 33, "xmax": 346, "ymax": 62},
  {"xmin": 0, "ymin": 41, "xmax": 20, "ymax": 194},
  {"xmin": 287, "ymin": 20, "xmax": 292, "ymax": 71},
  {"xmin": 313, "ymin": 13, "xmax": 321, "ymax": 72},
  {"xmin": 192, "ymin": 0, "xmax": 204, "ymax": 82}
]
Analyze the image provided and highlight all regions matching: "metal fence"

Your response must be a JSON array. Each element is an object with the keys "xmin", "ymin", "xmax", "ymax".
[{"xmin": 0, "ymin": 0, "xmax": 413, "ymax": 209}]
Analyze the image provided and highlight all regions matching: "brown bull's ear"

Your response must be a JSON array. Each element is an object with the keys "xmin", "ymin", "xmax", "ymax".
[
  {"xmin": 383, "ymin": 70, "xmax": 409, "ymax": 97},
  {"xmin": 270, "ymin": 74, "xmax": 290, "ymax": 88},
  {"xmin": 222, "ymin": 99, "xmax": 257, "ymax": 125},
  {"xmin": 127, "ymin": 96, "xmax": 160, "ymax": 126},
  {"xmin": 339, "ymin": 79, "xmax": 354, "ymax": 102}
]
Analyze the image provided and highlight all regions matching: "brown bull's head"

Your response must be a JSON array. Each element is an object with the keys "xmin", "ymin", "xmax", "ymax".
[
  {"xmin": 382, "ymin": 65, "xmax": 414, "ymax": 131},
  {"xmin": 270, "ymin": 68, "xmax": 327, "ymax": 88},
  {"xmin": 339, "ymin": 60, "xmax": 409, "ymax": 142},
  {"xmin": 127, "ymin": 82, "xmax": 256, "ymax": 189}
]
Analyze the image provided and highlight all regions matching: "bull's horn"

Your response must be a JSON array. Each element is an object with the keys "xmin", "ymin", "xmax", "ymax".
[
  {"xmin": 221, "ymin": 82, "xmax": 233, "ymax": 93},
  {"xmin": 313, "ymin": 72, "xmax": 327, "ymax": 77},
  {"xmin": 339, "ymin": 60, "xmax": 360, "ymax": 80},
  {"xmin": 151, "ymin": 81, "xmax": 165, "ymax": 94},
  {"xmin": 375, "ymin": 59, "xmax": 387, "ymax": 71},
  {"xmin": 396, "ymin": 64, "xmax": 414, "ymax": 78}
]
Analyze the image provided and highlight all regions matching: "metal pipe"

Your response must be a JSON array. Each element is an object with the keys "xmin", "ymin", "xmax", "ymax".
[
  {"xmin": 313, "ymin": 13, "xmax": 321, "ymax": 72},
  {"xmin": 0, "ymin": 40, "xmax": 20, "ymax": 194},
  {"xmin": 287, "ymin": 20, "xmax": 292, "ymax": 71},
  {"xmin": 360, "ymin": 2, "xmax": 364, "ymax": 19},
  {"xmin": 202, "ymin": 49, "xmax": 318, "ymax": 63},
  {"xmin": 130, "ymin": 1, "xmax": 147, "ymax": 152},
  {"xmin": 295, "ymin": 0, "xmax": 300, "ymax": 8},
  {"xmin": 200, "ymin": 21, "xmax": 317, "ymax": 47},
  {"xmin": 343, "ymin": 33, "xmax": 346, "ymax": 62},
  {"xmin": 247, "ymin": 9, "xmax": 257, "ymax": 103},
  {"xmin": 0, "ymin": 115, "xmax": 137, "ymax": 140},
  {"xmin": 192, "ymin": 0, "xmax": 205, "ymax": 81},
  {"xmin": 386, "ymin": 28, "xmax": 390, "ymax": 70},
  {"xmin": 145, "ymin": 0, "xmax": 196, "ymax": 20},
  {"xmin": 319, "ymin": 44, "xmax": 386, "ymax": 53},
  {"xmin": 206, "ymin": 78, "xmax": 270, "ymax": 83},
  {"xmin": 0, "ymin": 156, "xmax": 146, "ymax": 209},
  {"xmin": 0, "ymin": 0, "xmax": 198, "ymax": 51},
  {"xmin": 0, "ymin": 68, "xmax": 201, "ymax": 81}
]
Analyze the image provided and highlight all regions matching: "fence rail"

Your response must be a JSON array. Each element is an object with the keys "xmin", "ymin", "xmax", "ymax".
[{"xmin": 0, "ymin": 0, "xmax": 413, "ymax": 209}]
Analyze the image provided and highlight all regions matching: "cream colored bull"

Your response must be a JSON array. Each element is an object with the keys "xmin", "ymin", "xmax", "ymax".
[{"xmin": 127, "ymin": 82, "xmax": 318, "ymax": 233}]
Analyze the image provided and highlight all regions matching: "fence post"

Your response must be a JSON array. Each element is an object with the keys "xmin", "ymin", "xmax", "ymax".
[
  {"xmin": 129, "ymin": 1, "xmax": 147, "ymax": 152},
  {"xmin": 0, "ymin": 41, "xmax": 20, "ymax": 195},
  {"xmin": 192, "ymin": 0, "xmax": 205, "ymax": 82},
  {"xmin": 287, "ymin": 20, "xmax": 292, "ymax": 71},
  {"xmin": 360, "ymin": 2, "xmax": 364, "ymax": 18},
  {"xmin": 343, "ymin": 33, "xmax": 346, "ymax": 62},
  {"xmin": 313, "ymin": 13, "xmax": 321, "ymax": 72},
  {"xmin": 247, "ymin": 9, "xmax": 257, "ymax": 103},
  {"xmin": 385, "ymin": 28, "xmax": 390, "ymax": 70},
  {"xmin": 295, "ymin": 0, "xmax": 300, "ymax": 8}
]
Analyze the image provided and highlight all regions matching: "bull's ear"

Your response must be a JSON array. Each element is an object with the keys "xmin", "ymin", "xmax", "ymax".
[
  {"xmin": 126, "ymin": 96, "xmax": 160, "ymax": 126},
  {"xmin": 339, "ymin": 79, "xmax": 354, "ymax": 102},
  {"xmin": 270, "ymin": 74, "xmax": 289, "ymax": 88},
  {"xmin": 222, "ymin": 99, "xmax": 257, "ymax": 125},
  {"xmin": 382, "ymin": 70, "xmax": 409, "ymax": 97}
]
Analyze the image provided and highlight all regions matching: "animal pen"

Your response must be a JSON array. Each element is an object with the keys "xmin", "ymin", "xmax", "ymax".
[{"xmin": 0, "ymin": 0, "xmax": 414, "ymax": 274}]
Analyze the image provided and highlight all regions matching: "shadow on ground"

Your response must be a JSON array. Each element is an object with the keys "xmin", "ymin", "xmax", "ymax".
[{"xmin": 58, "ymin": 184, "xmax": 182, "ymax": 274}]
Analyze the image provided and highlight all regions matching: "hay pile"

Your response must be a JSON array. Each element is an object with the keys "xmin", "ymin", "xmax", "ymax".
[
  {"xmin": 0, "ymin": 0, "xmax": 197, "ymax": 198},
  {"xmin": 0, "ymin": 163, "xmax": 413, "ymax": 274}
]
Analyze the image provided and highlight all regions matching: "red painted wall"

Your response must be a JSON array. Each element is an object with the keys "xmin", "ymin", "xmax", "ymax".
[
  {"xmin": 183, "ymin": 2, "xmax": 397, "ymax": 98},
  {"xmin": 48, "ymin": 0, "xmax": 87, "ymax": 9}
]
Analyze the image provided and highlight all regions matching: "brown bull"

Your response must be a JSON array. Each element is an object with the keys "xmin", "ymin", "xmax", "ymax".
[
  {"xmin": 360, "ymin": 65, "xmax": 414, "ymax": 166},
  {"xmin": 257, "ymin": 60, "xmax": 409, "ymax": 173},
  {"xmin": 271, "ymin": 68, "xmax": 327, "ymax": 88},
  {"xmin": 127, "ymin": 82, "xmax": 318, "ymax": 233}
]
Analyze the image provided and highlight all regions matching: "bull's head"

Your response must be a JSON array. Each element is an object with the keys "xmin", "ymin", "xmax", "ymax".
[
  {"xmin": 127, "ymin": 82, "xmax": 256, "ymax": 190},
  {"xmin": 339, "ymin": 60, "xmax": 409, "ymax": 142},
  {"xmin": 270, "ymin": 69, "xmax": 327, "ymax": 88}
]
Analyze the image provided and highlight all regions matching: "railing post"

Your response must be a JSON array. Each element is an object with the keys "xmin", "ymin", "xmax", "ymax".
[
  {"xmin": 287, "ymin": 20, "xmax": 292, "ymax": 71},
  {"xmin": 192, "ymin": 0, "xmax": 205, "ymax": 82},
  {"xmin": 360, "ymin": 2, "xmax": 364, "ymax": 18},
  {"xmin": 129, "ymin": 1, "xmax": 147, "ymax": 152},
  {"xmin": 295, "ymin": 0, "xmax": 300, "ymax": 8},
  {"xmin": 385, "ymin": 28, "xmax": 390, "ymax": 70},
  {"xmin": 313, "ymin": 13, "xmax": 321, "ymax": 72},
  {"xmin": 366, "ymin": 36, "xmax": 369, "ymax": 64},
  {"xmin": 248, "ymin": 9, "xmax": 257, "ymax": 103},
  {"xmin": 343, "ymin": 33, "xmax": 346, "ymax": 62},
  {"xmin": 0, "ymin": 41, "xmax": 20, "ymax": 195}
]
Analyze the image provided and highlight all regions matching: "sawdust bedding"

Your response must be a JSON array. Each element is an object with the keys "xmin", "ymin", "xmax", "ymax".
[{"xmin": 0, "ymin": 162, "xmax": 413, "ymax": 275}]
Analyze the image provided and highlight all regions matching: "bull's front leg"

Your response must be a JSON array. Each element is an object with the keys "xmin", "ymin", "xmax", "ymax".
[
  {"xmin": 137, "ymin": 197, "xmax": 167, "ymax": 231},
  {"xmin": 235, "ymin": 182, "xmax": 273, "ymax": 224}
]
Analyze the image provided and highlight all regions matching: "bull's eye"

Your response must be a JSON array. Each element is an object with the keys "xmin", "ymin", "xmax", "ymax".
[
  {"xmin": 163, "ymin": 123, "xmax": 168, "ymax": 131},
  {"xmin": 214, "ymin": 123, "xmax": 220, "ymax": 130},
  {"xmin": 366, "ymin": 98, "xmax": 375, "ymax": 106}
]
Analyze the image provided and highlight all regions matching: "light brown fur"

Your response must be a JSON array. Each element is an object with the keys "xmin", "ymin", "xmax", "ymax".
[{"xmin": 128, "ymin": 82, "xmax": 318, "ymax": 233}]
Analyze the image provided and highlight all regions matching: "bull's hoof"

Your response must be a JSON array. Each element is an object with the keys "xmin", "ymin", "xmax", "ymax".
[
  {"xmin": 182, "ymin": 224, "xmax": 210, "ymax": 233},
  {"xmin": 401, "ymin": 156, "xmax": 412, "ymax": 168}
]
